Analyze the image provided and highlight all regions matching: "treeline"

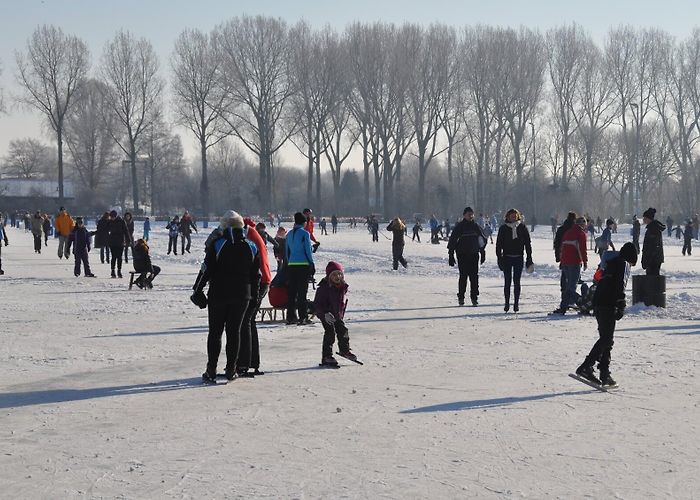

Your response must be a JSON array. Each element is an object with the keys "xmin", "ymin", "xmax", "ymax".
[{"xmin": 2, "ymin": 20, "xmax": 700, "ymax": 218}]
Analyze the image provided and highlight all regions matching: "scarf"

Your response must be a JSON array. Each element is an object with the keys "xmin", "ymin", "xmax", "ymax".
[{"xmin": 506, "ymin": 220, "xmax": 520, "ymax": 239}]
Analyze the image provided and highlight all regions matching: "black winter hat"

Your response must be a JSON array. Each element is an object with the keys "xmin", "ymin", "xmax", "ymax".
[
  {"xmin": 463, "ymin": 206, "xmax": 474, "ymax": 214},
  {"xmin": 294, "ymin": 212, "xmax": 306, "ymax": 225},
  {"xmin": 643, "ymin": 207, "xmax": 656, "ymax": 219},
  {"xmin": 619, "ymin": 242, "xmax": 638, "ymax": 266}
]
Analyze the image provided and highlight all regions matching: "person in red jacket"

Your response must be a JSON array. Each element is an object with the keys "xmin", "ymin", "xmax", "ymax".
[
  {"xmin": 238, "ymin": 217, "xmax": 272, "ymax": 376},
  {"xmin": 552, "ymin": 216, "xmax": 588, "ymax": 315},
  {"xmin": 303, "ymin": 208, "xmax": 321, "ymax": 253}
]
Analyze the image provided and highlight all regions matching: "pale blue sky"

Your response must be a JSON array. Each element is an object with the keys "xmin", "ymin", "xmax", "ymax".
[{"xmin": 0, "ymin": 0, "xmax": 697, "ymax": 163}]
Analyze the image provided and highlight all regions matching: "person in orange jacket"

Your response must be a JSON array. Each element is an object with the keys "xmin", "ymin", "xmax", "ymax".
[
  {"xmin": 238, "ymin": 217, "xmax": 273, "ymax": 376},
  {"xmin": 54, "ymin": 206, "xmax": 75, "ymax": 259},
  {"xmin": 303, "ymin": 208, "xmax": 321, "ymax": 253}
]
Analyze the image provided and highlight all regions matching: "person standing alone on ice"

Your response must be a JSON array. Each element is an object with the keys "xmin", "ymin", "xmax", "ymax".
[
  {"xmin": 55, "ymin": 206, "xmax": 74, "ymax": 259},
  {"xmin": 682, "ymin": 220, "xmax": 693, "ymax": 256},
  {"xmin": 447, "ymin": 207, "xmax": 487, "ymax": 306},
  {"xmin": 69, "ymin": 217, "xmax": 95, "ymax": 277},
  {"xmin": 314, "ymin": 261, "xmax": 355, "ymax": 368},
  {"xmin": 641, "ymin": 208, "xmax": 665, "ymax": 276},
  {"xmin": 31, "ymin": 211, "xmax": 45, "ymax": 254},
  {"xmin": 387, "ymin": 217, "xmax": 408, "ymax": 270},
  {"xmin": 496, "ymin": 209, "xmax": 533, "ymax": 313},
  {"xmin": 575, "ymin": 242, "xmax": 637, "ymax": 388}
]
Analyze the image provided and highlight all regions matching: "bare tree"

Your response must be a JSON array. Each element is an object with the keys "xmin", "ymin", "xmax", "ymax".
[
  {"xmin": 546, "ymin": 23, "xmax": 588, "ymax": 188},
  {"xmin": 15, "ymin": 25, "xmax": 89, "ymax": 204},
  {"xmin": 3, "ymin": 138, "xmax": 52, "ymax": 178},
  {"xmin": 216, "ymin": 15, "xmax": 295, "ymax": 212},
  {"xmin": 100, "ymin": 30, "xmax": 164, "ymax": 212},
  {"xmin": 0, "ymin": 59, "xmax": 6, "ymax": 114},
  {"xmin": 405, "ymin": 23, "xmax": 453, "ymax": 214},
  {"xmin": 64, "ymin": 78, "xmax": 119, "ymax": 191},
  {"xmin": 171, "ymin": 28, "xmax": 230, "ymax": 221},
  {"xmin": 288, "ymin": 22, "xmax": 337, "ymax": 211}
]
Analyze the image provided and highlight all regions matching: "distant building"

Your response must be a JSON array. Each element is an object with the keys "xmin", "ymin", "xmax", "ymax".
[{"xmin": 0, "ymin": 178, "xmax": 75, "ymax": 211}]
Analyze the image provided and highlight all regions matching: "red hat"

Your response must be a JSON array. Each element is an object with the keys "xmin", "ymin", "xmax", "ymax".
[{"xmin": 325, "ymin": 261, "xmax": 343, "ymax": 275}]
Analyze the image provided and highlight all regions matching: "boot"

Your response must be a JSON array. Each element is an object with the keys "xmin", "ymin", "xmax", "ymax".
[
  {"xmin": 599, "ymin": 373, "xmax": 618, "ymax": 388},
  {"xmin": 111, "ymin": 270, "xmax": 116, "ymax": 278},
  {"xmin": 321, "ymin": 355, "xmax": 339, "ymax": 367},
  {"xmin": 576, "ymin": 364, "xmax": 601, "ymax": 385},
  {"xmin": 117, "ymin": 269, "xmax": 123, "ymax": 278}
]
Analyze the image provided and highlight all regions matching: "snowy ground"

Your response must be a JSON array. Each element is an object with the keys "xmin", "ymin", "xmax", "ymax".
[{"xmin": 1, "ymin": 220, "xmax": 699, "ymax": 499}]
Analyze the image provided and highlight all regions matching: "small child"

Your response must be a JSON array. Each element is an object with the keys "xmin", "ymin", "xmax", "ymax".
[
  {"xmin": 133, "ymin": 239, "xmax": 160, "ymax": 288},
  {"xmin": 166, "ymin": 216, "xmax": 180, "ymax": 255},
  {"xmin": 69, "ymin": 217, "xmax": 95, "ymax": 277},
  {"xmin": 314, "ymin": 261, "xmax": 354, "ymax": 367},
  {"xmin": 143, "ymin": 217, "xmax": 151, "ymax": 241}
]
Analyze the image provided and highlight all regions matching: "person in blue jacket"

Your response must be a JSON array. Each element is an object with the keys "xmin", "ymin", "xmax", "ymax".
[{"xmin": 285, "ymin": 212, "xmax": 315, "ymax": 325}]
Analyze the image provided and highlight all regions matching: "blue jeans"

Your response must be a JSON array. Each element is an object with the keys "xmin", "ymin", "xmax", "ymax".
[{"xmin": 559, "ymin": 264, "xmax": 581, "ymax": 310}]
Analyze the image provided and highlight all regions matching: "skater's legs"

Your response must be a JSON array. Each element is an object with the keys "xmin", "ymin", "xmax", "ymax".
[
  {"xmin": 223, "ymin": 300, "xmax": 248, "ymax": 374},
  {"xmin": 583, "ymin": 305, "xmax": 616, "ymax": 376}
]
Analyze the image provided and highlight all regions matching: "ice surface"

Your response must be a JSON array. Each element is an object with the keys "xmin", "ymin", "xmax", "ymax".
[{"xmin": 1, "ymin": 221, "xmax": 698, "ymax": 498}]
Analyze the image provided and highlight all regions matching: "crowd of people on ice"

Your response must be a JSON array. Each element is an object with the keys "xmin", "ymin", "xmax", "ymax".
[{"xmin": 0, "ymin": 201, "xmax": 692, "ymax": 388}]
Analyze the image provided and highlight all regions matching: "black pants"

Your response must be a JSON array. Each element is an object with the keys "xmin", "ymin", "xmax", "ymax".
[
  {"xmin": 206, "ymin": 300, "xmax": 248, "ymax": 376},
  {"xmin": 124, "ymin": 244, "xmax": 131, "ymax": 262},
  {"xmin": 74, "ymin": 249, "xmax": 92, "ymax": 276},
  {"xmin": 33, "ymin": 233, "xmax": 42, "ymax": 252},
  {"xmin": 100, "ymin": 246, "xmax": 110, "ymax": 263},
  {"xmin": 392, "ymin": 242, "xmax": 407, "ymax": 270},
  {"xmin": 372, "ymin": 230, "xmax": 378, "ymax": 242},
  {"xmin": 168, "ymin": 235, "xmax": 178, "ymax": 254},
  {"xmin": 412, "ymin": 229, "xmax": 420, "ymax": 242},
  {"xmin": 135, "ymin": 264, "xmax": 161, "ymax": 283},
  {"xmin": 583, "ymin": 305, "xmax": 616, "ymax": 377},
  {"xmin": 503, "ymin": 256, "xmax": 523, "ymax": 306},
  {"xmin": 457, "ymin": 253, "xmax": 479, "ymax": 301},
  {"xmin": 683, "ymin": 239, "xmax": 692, "ymax": 255},
  {"xmin": 332, "ymin": 224, "xmax": 337, "ymax": 234},
  {"xmin": 181, "ymin": 233, "xmax": 192, "ymax": 253},
  {"xmin": 633, "ymin": 237, "xmax": 640, "ymax": 254},
  {"xmin": 207, "ymin": 299, "xmax": 248, "ymax": 377},
  {"xmin": 109, "ymin": 245, "xmax": 124, "ymax": 272},
  {"xmin": 646, "ymin": 264, "xmax": 661, "ymax": 276},
  {"xmin": 322, "ymin": 318, "xmax": 350, "ymax": 358},
  {"xmin": 287, "ymin": 266, "xmax": 311, "ymax": 321},
  {"xmin": 239, "ymin": 283, "xmax": 268, "ymax": 370}
]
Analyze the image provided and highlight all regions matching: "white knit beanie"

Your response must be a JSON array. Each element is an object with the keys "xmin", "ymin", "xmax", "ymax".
[{"xmin": 221, "ymin": 210, "xmax": 244, "ymax": 229}]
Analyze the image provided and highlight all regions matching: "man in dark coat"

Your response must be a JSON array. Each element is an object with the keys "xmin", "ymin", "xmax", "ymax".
[
  {"xmin": 576, "ymin": 242, "xmax": 637, "ymax": 388},
  {"xmin": 107, "ymin": 210, "xmax": 131, "ymax": 278},
  {"xmin": 180, "ymin": 210, "xmax": 198, "ymax": 254},
  {"xmin": 387, "ymin": 217, "xmax": 408, "ymax": 270},
  {"xmin": 192, "ymin": 211, "xmax": 260, "ymax": 384},
  {"xmin": 632, "ymin": 216, "xmax": 641, "ymax": 253},
  {"xmin": 447, "ymin": 207, "xmax": 488, "ymax": 306},
  {"xmin": 95, "ymin": 212, "xmax": 111, "ymax": 264},
  {"xmin": 641, "ymin": 207, "xmax": 665, "ymax": 276}
]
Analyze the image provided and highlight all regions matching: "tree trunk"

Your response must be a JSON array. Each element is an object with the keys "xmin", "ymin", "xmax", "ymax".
[
  {"xmin": 57, "ymin": 127, "xmax": 65, "ymax": 206},
  {"xmin": 200, "ymin": 138, "xmax": 209, "ymax": 221},
  {"xmin": 315, "ymin": 131, "xmax": 322, "ymax": 214},
  {"xmin": 130, "ymin": 141, "xmax": 140, "ymax": 212},
  {"xmin": 307, "ymin": 140, "xmax": 314, "ymax": 206}
]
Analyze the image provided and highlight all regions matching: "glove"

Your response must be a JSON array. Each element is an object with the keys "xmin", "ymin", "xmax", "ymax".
[
  {"xmin": 448, "ymin": 252, "xmax": 455, "ymax": 267},
  {"xmin": 312, "ymin": 241, "xmax": 320, "ymax": 253},
  {"xmin": 526, "ymin": 258, "xmax": 533, "ymax": 269},
  {"xmin": 497, "ymin": 257, "xmax": 504, "ymax": 272},
  {"xmin": 190, "ymin": 290, "xmax": 208, "ymax": 309},
  {"xmin": 324, "ymin": 312, "xmax": 335, "ymax": 324},
  {"xmin": 615, "ymin": 299, "xmax": 626, "ymax": 320},
  {"xmin": 480, "ymin": 252, "xmax": 486, "ymax": 265}
]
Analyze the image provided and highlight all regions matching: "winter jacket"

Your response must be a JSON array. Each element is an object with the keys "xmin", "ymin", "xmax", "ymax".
[
  {"xmin": 42, "ymin": 218, "xmax": 51, "ymax": 235},
  {"xmin": 684, "ymin": 223, "xmax": 694, "ymax": 242},
  {"xmin": 199, "ymin": 227, "xmax": 260, "ymax": 305},
  {"xmin": 55, "ymin": 212, "xmax": 74, "ymax": 237},
  {"xmin": 95, "ymin": 217, "xmax": 110, "ymax": 248},
  {"xmin": 553, "ymin": 219, "xmax": 574, "ymax": 262},
  {"xmin": 69, "ymin": 226, "xmax": 91, "ymax": 253},
  {"xmin": 124, "ymin": 217, "xmax": 135, "ymax": 240},
  {"xmin": 133, "ymin": 243, "xmax": 153, "ymax": 273},
  {"xmin": 304, "ymin": 218, "xmax": 318, "ymax": 243},
  {"xmin": 593, "ymin": 254, "xmax": 629, "ymax": 307},
  {"xmin": 246, "ymin": 225, "xmax": 270, "ymax": 285},
  {"xmin": 387, "ymin": 220, "xmax": 406, "ymax": 245},
  {"xmin": 642, "ymin": 220, "xmax": 666, "ymax": 269},
  {"xmin": 559, "ymin": 225, "xmax": 588, "ymax": 266},
  {"xmin": 496, "ymin": 222, "xmax": 532, "ymax": 262},
  {"xmin": 447, "ymin": 219, "xmax": 487, "ymax": 257},
  {"xmin": 107, "ymin": 216, "xmax": 130, "ymax": 247},
  {"xmin": 314, "ymin": 277, "xmax": 348, "ymax": 320},
  {"xmin": 167, "ymin": 220, "xmax": 180, "ymax": 238},
  {"xmin": 274, "ymin": 236, "xmax": 287, "ymax": 265},
  {"xmin": 285, "ymin": 224, "xmax": 314, "ymax": 266},
  {"xmin": 31, "ymin": 215, "xmax": 44, "ymax": 236},
  {"xmin": 180, "ymin": 216, "xmax": 197, "ymax": 235}
]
